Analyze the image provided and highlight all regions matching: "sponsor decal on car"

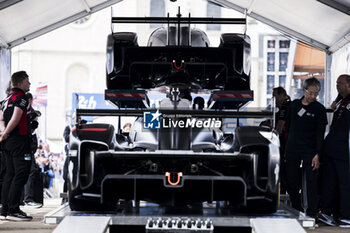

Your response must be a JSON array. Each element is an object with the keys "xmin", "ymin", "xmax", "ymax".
[
  {"xmin": 144, "ymin": 110, "xmax": 162, "ymax": 129},
  {"xmin": 143, "ymin": 110, "xmax": 221, "ymax": 129}
]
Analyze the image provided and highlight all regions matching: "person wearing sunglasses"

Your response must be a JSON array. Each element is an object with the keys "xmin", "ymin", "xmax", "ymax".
[{"xmin": 284, "ymin": 77, "xmax": 327, "ymax": 220}]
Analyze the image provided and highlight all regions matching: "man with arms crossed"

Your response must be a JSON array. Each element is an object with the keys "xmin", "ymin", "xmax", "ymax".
[{"xmin": 0, "ymin": 71, "xmax": 33, "ymax": 221}]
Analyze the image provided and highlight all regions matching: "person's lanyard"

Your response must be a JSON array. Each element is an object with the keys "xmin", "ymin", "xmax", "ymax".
[{"xmin": 334, "ymin": 99, "xmax": 348, "ymax": 122}]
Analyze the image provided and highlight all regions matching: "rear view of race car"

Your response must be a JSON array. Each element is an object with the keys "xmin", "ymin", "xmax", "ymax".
[{"xmin": 67, "ymin": 10, "xmax": 280, "ymax": 214}]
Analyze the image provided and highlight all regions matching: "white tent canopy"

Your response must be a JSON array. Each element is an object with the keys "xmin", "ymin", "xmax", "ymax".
[
  {"xmin": 0, "ymin": 0, "xmax": 349, "ymax": 52},
  {"xmin": 214, "ymin": 0, "xmax": 350, "ymax": 53},
  {"xmin": 0, "ymin": 0, "xmax": 123, "ymax": 48}
]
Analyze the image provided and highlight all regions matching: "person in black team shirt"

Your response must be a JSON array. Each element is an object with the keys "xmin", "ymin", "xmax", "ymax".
[
  {"xmin": 285, "ymin": 77, "xmax": 327, "ymax": 219},
  {"xmin": 273, "ymin": 87, "xmax": 291, "ymax": 137},
  {"xmin": 272, "ymin": 87, "xmax": 291, "ymax": 194},
  {"xmin": 0, "ymin": 84, "xmax": 12, "ymax": 204},
  {"xmin": 0, "ymin": 100, "xmax": 5, "ymax": 203},
  {"xmin": 0, "ymin": 71, "xmax": 33, "ymax": 221},
  {"xmin": 318, "ymin": 74, "xmax": 350, "ymax": 228},
  {"xmin": 23, "ymin": 92, "xmax": 42, "ymax": 208}
]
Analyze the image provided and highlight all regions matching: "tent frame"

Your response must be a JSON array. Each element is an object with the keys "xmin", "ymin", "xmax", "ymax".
[{"xmin": 1, "ymin": 0, "xmax": 124, "ymax": 48}]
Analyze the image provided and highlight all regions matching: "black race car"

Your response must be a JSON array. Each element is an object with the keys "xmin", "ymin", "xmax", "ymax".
[{"xmin": 67, "ymin": 12, "xmax": 280, "ymax": 213}]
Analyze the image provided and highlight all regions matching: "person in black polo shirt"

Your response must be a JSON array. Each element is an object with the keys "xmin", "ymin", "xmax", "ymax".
[
  {"xmin": 22, "ymin": 92, "xmax": 42, "ymax": 208},
  {"xmin": 0, "ymin": 100, "xmax": 5, "ymax": 204},
  {"xmin": 318, "ymin": 74, "xmax": 350, "ymax": 228},
  {"xmin": 0, "ymin": 71, "xmax": 33, "ymax": 221},
  {"xmin": 272, "ymin": 87, "xmax": 291, "ymax": 194},
  {"xmin": 285, "ymin": 77, "xmax": 327, "ymax": 219},
  {"xmin": 0, "ymin": 85, "xmax": 12, "ymax": 204}
]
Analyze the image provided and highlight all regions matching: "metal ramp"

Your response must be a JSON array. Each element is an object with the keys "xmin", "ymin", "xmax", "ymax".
[
  {"xmin": 46, "ymin": 202, "xmax": 310, "ymax": 233},
  {"xmin": 251, "ymin": 219, "xmax": 306, "ymax": 233},
  {"xmin": 52, "ymin": 216, "xmax": 111, "ymax": 233}
]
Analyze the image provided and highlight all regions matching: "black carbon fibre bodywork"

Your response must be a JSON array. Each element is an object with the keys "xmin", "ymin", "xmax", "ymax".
[{"xmin": 67, "ymin": 15, "xmax": 279, "ymax": 213}]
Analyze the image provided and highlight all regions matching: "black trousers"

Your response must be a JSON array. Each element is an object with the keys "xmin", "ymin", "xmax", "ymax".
[
  {"xmin": 285, "ymin": 153, "xmax": 319, "ymax": 217},
  {"xmin": 320, "ymin": 156, "xmax": 350, "ymax": 219},
  {"xmin": 1, "ymin": 136, "xmax": 31, "ymax": 213},
  {"xmin": 279, "ymin": 136, "xmax": 287, "ymax": 194},
  {"xmin": 0, "ymin": 151, "xmax": 6, "ymax": 202},
  {"xmin": 62, "ymin": 150, "xmax": 69, "ymax": 193},
  {"xmin": 24, "ymin": 156, "xmax": 42, "ymax": 204}
]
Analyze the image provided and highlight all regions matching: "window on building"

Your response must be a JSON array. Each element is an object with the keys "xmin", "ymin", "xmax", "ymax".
[
  {"xmin": 279, "ymin": 40, "xmax": 290, "ymax": 48},
  {"xmin": 267, "ymin": 40, "xmax": 275, "ymax": 48},
  {"xmin": 267, "ymin": 75, "xmax": 275, "ymax": 95},
  {"xmin": 207, "ymin": 2, "xmax": 221, "ymax": 30},
  {"xmin": 267, "ymin": 74, "xmax": 274, "ymax": 105},
  {"xmin": 279, "ymin": 75, "xmax": 286, "ymax": 88},
  {"xmin": 267, "ymin": 52, "xmax": 275, "ymax": 72},
  {"xmin": 150, "ymin": 0, "xmax": 165, "ymax": 29},
  {"xmin": 279, "ymin": 52, "xmax": 288, "ymax": 71},
  {"xmin": 293, "ymin": 78, "xmax": 303, "ymax": 99}
]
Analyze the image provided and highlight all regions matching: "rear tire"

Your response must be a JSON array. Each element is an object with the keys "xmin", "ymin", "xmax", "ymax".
[
  {"xmin": 68, "ymin": 183, "xmax": 115, "ymax": 211},
  {"xmin": 239, "ymin": 193, "xmax": 279, "ymax": 214}
]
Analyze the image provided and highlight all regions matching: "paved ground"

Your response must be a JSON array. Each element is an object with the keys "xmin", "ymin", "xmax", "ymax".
[
  {"xmin": 0, "ymin": 198, "xmax": 60, "ymax": 233},
  {"xmin": 0, "ymin": 198, "xmax": 349, "ymax": 233},
  {"xmin": 307, "ymin": 225, "xmax": 350, "ymax": 233}
]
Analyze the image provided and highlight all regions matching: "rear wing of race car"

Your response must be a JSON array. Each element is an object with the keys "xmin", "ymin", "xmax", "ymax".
[
  {"xmin": 75, "ymin": 106, "xmax": 274, "ymax": 135},
  {"xmin": 76, "ymin": 108, "xmax": 272, "ymax": 119},
  {"xmin": 104, "ymin": 89, "xmax": 253, "ymax": 110},
  {"xmin": 105, "ymin": 89, "xmax": 148, "ymax": 108},
  {"xmin": 73, "ymin": 88, "xmax": 274, "ymax": 137}
]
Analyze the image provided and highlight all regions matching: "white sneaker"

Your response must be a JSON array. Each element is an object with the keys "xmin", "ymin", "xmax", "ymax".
[
  {"xmin": 339, "ymin": 219, "xmax": 350, "ymax": 228},
  {"xmin": 6, "ymin": 210, "xmax": 32, "ymax": 221},
  {"xmin": 25, "ymin": 201, "xmax": 43, "ymax": 208},
  {"xmin": 317, "ymin": 212, "xmax": 336, "ymax": 226}
]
